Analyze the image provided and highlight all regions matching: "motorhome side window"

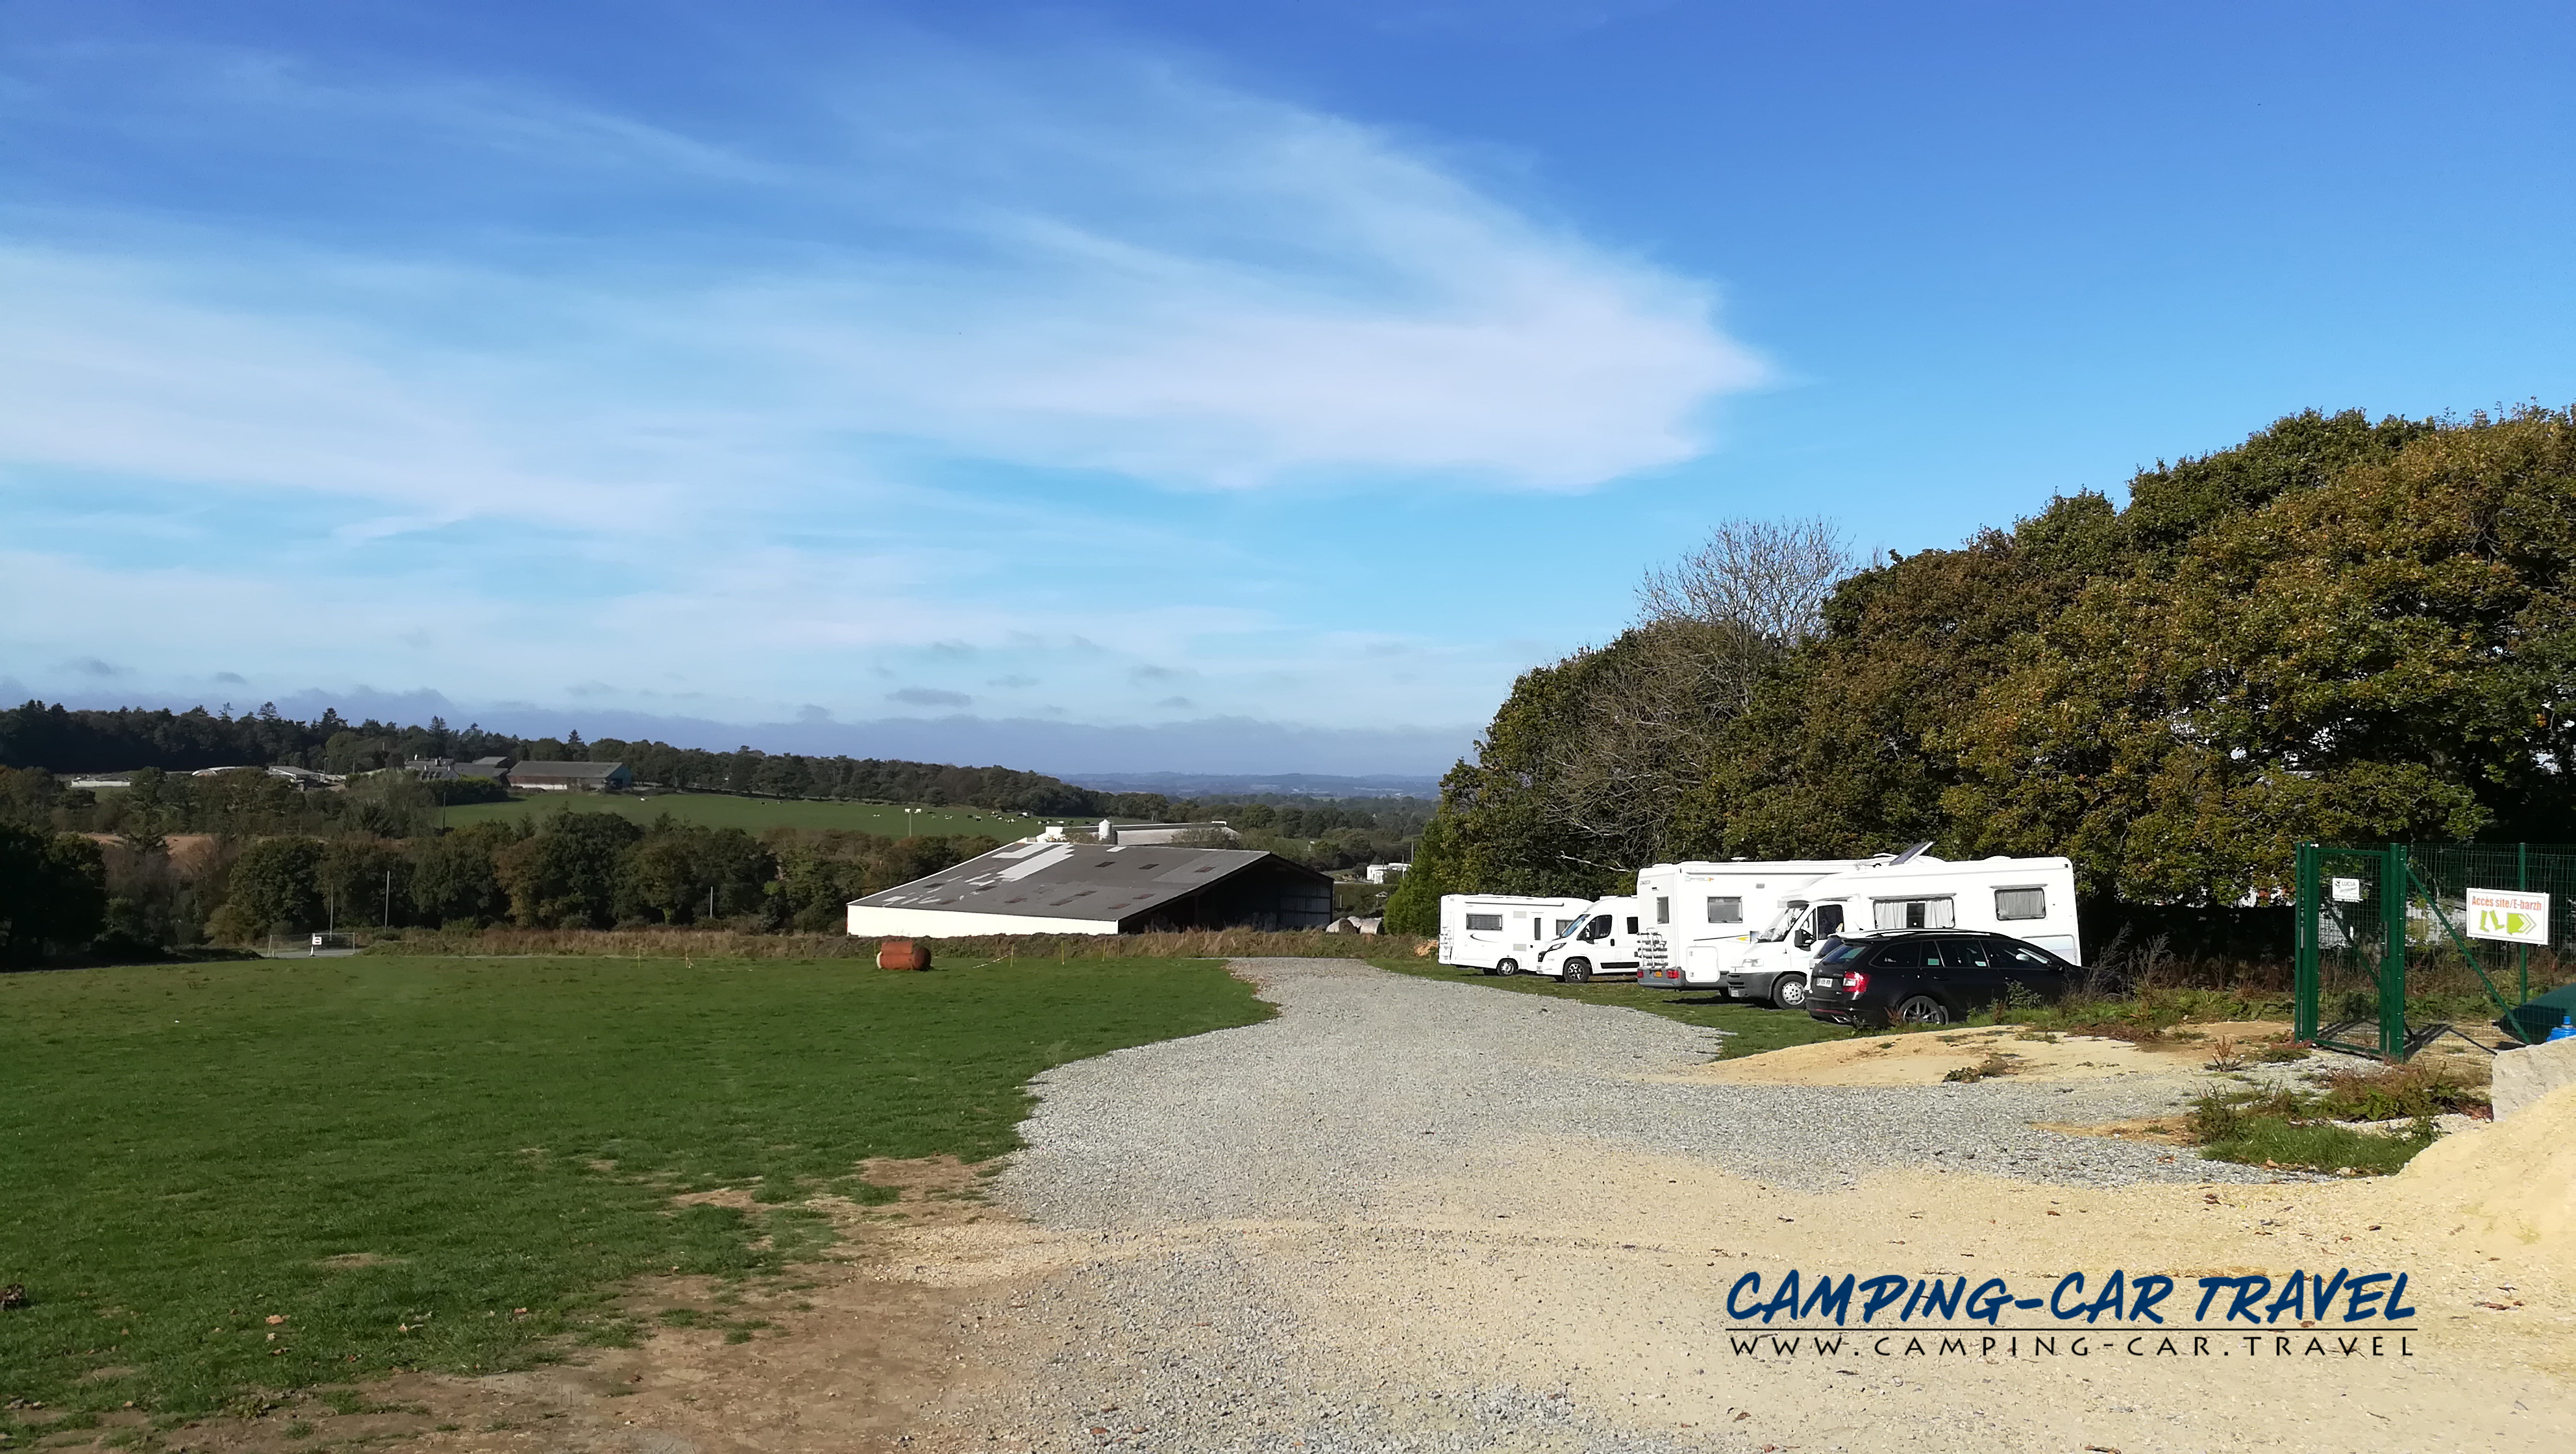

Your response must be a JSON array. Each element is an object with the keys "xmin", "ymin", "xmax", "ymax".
[
  {"xmin": 1995, "ymin": 887, "xmax": 2046, "ymax": 920},
  {"xmin": 1463, "ymin": 913, "xmax": 1504, "ymax": 931},
  {"xmin": 1872, "ymin": 896, "xmax": 1955, "ymax": 931},
  {"xmin": 1555, "ymin": 918, "xmax": 1578, "ymax": 937},
  {"xmin": 1655, "ymin": 896, "xmax": 1670, "ymax": 924},
  {"xmin": 1706, "ymin": 896, "xmax": 1743, "ymax": 924}
]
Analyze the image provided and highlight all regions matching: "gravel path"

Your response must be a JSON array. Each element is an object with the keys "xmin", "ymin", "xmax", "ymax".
[
  {"xmin": 1000, "ymin": 957, "xmax": 2288, "ymax": 1230},
  {"xmin": 924, "ymin": 959, "xmax": 2324, "ymax": 1453}
]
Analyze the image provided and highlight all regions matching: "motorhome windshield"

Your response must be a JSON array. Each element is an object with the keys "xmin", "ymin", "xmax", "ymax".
[{"xmin": 1755, "ymin": 902, "xmax": 1809, "ymax": 943}]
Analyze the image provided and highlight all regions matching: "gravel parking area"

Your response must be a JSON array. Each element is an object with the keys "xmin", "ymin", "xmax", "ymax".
[
  {"xmin": 1000, "ymin": 957, "xmax": 2290, "ymax": 1231},
  {"xmin": 914, "ymin": 959, "xmax": 2362, "ymax": 1453}
]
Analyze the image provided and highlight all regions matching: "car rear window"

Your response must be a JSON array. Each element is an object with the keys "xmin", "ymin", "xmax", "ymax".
[
  {"xmin": 1942, "ymin": 939, "xmax": 1991, "ymax": 968},
  {"xmin": 1868, "ymin": 941, "xmax": 1927, "ymax": 969}
]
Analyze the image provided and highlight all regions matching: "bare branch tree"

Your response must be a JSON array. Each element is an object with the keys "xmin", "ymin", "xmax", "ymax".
[{"xmin": 1637, "ymin": 517, "xmax": 1854, "ymax": 647}]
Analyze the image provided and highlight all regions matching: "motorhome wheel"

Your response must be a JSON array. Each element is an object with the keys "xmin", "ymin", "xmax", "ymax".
[
  {"xmin": 1494, "ymin": 958, "xmax": 1518, "ymax": 976},
  {"xmin": 1894, "ymin": 994, "xmax": 1949, "ymax": 1025},
  {"xmin": 1770, "ymin": 974, "xmax": 1808, "ymax": 1009},
  {"xmin": 1561, "ymin": 959, "xmax": 1592, "ymax": 984}
]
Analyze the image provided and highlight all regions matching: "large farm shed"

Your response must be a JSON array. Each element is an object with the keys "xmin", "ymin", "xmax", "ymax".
[{"xmin": 846, "ymin": 839, "xmax": 1333, "ymax": 937}]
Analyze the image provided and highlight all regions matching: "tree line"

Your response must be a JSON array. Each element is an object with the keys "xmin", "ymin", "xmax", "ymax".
[
  {"xmin": 0, "ymin": 809, "xmax": 1014, "ymax": 962},
  {"xmin": 0, "ymin": 703, "xmax": 1432, "ymax": 845},
  {"xmin": 1389, "ymin": 404, "xmax": 2576, "ymax": 932}
]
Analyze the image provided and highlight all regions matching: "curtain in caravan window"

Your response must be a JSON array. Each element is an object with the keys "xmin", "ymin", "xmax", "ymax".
[
  {"xmin": 1872, "ymin": 896, "xmax": 1956, "ymax": 931},
  {"xmin": 1707, "ymin": 896, "xmax": 1744, "ymax": 924},
  {"xmin": 1655, "ymin": 896, "xmax": 1670, "ymax": 924},
  {"xmin": 1994, "ymin": 887, "xmax": 2046, "ymax": 920},
  {"xmin": 1463, "ymin": 913, "xmax": 1504, "ymax": 931}
]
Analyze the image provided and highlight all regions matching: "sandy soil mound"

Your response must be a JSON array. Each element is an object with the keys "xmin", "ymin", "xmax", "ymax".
[
  {"xmin": 1670, "ymin": 1020, "xmax": 2292, "ymax": 1086},
  {"xmin": 2390, "ymin": 1079, "xmax": 2576, "ymax": 1250}
]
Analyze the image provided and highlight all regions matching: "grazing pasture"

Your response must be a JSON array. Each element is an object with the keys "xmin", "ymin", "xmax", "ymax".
[
  {"xmin": 436, "ymin": 792, "xmax": 1052, "ymax": 839},
  {"xmin": 0, "ymin": 955, "xmax": 1267, "ymax": 1420}
]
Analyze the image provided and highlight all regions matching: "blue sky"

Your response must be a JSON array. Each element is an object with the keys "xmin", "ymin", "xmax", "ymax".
[{"xmin": 4, "ymin": 1, "xmax": 2570, "ymax": 774}]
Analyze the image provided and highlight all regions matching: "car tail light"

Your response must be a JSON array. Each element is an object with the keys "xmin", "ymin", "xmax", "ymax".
[{"xmin": 1842, "ymin": 970, "xmax": 1868, "ymax": 995}]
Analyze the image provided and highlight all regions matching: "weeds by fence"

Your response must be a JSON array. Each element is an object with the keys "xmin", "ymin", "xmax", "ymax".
[{"xmin": 359, "ymin": 925, "xmax": 1431, "ymax": 963}]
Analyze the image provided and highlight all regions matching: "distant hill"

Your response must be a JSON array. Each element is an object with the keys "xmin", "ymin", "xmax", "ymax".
[{"xmin": 1059, "ymin": 771, "xmax": 1439, "ymax": 800}]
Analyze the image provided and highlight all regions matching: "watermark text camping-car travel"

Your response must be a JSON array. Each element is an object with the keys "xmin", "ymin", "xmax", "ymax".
[{"xmin": 1722, "ymin": 1268, "xmax": 2426, "ymax": 1359}]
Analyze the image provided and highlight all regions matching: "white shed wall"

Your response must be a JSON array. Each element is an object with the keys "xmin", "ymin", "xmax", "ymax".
[{"xmin": 845, "ymin": 904, "xmax": 1121, "ymax": 938}]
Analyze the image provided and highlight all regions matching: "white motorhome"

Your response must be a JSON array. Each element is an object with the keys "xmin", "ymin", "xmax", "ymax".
[
  {"xmin": 1633, "ymin": 857, "xmax": 1898, "ymax": 993},
  {"xmin": 1438, "ymin": 894, "xmax": 1596, "ymax": 975},
  {"xmin": 1531, "ymin": 895, "xmax": 1666, "ymax": 983},
  {"xmin": 1720, "ymin": 855, "xmax": 2081, "ymax": 1009}
]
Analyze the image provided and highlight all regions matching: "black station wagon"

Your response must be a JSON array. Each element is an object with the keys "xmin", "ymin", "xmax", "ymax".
[{"xmin": 1802, "ymin": 930, "xmax": 2079, "ymax": 1027}]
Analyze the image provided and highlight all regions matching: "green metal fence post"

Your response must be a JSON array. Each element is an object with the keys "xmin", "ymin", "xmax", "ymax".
[
  {"xmin": 2294, "ymin": 841, "xmax": 2320, "ymax": 1042},
  {"xmin": 2518, "ymin": 841, "xmax": 2531, "ymax": 1007},
  {"xmin": 2379, "ymin": 843, "xmax": 2409, "ymax": 1061}
]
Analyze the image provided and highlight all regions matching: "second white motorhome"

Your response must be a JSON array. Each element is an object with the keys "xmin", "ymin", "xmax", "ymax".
[
  {"xmin": 1720, "ymin": 855, "xmax": 2082, "ymax": 1009},
  {"xmin": 1532, "ymin": 895, "xmax": 1666, "ymax": 983},
  {"xmin": 1633, "ymin": 857, "xmax": 1898, "ymax": 992},
  {"xmin": 1438, "ymin": 894, "xmax": 1596, "ymax": 974}
]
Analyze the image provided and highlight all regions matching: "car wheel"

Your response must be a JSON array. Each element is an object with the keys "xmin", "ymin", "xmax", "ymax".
[
  {"xmin": 1894, "ymin": 994, "xmax": 1950, "ymax": 1026},
  {"xmin": 1770, "ymin": 974, "xmax": 1808, "ymax": 1009},
  {"xmin": 1561, "ymin": 959, "xmax": 1592, "ymax": 984},
  {"xmin": 1494, "ymin": 958, "xmax": 1518, "ymax": 977}
]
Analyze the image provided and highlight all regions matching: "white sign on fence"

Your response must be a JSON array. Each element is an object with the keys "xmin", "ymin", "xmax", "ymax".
[
  {"xmin": 2331, "ymin": 877, "xmax": 2364, "ymax": 903},
  {"xmin": 2465, "ymin": 888, "xmax": 2551, "ymax": 946}
]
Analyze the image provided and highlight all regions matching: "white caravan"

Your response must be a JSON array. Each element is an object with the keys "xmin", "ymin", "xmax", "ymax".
[
  {"xmin": 1633, "ymin": 857, "xmax": 1900, "ymax": 993},
  {"xmin": 1532, "ymin": 896, "xmax": 1667, "ymax": 983},
  {"xmin": 1719, "ymin": 855, "xmax": 2083, "ymax": 1009},
  {"xmin": 1439, "ymin": 894, "xmax": 1596, "ymax": 975}
]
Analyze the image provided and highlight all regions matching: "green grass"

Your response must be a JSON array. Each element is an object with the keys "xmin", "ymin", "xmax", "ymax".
[
  {"xmin": 0, "ymin": 955, "xmax": 1268, "ymax": 1419},
  {"xmin": 1372, "ymin": 959, "xmax": 1855, "ymax": 1059},
  {"xmin": 436, "ymin": 792, "xmax": 1058, "ymax": 838},
  {"xmin": 2188, "ymin": 1090, "xmax": 2441, "ymax": 1176}
]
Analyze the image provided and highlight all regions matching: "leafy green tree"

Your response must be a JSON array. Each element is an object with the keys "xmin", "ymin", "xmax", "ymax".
[
  {"xmin": 1380, "ymin": 814, "xmax": 1453, "ymax": 935},
  {"xmin": 1944, "ymin": 406, "xmax": 2576, "ymax": 900},
  {"xmin": 0, "ymin": 824, "xmax": 108, "ymax": 963},
  {"xmin": 619, "ymin": 822, "xmax": 777, "ymax": 924},
  {"xmin": 210, "ymin": 837, "xmax": 325, "ymax": 942},
  {"xmin": 319, "ymin": 836, "xmax": 414, "ymax": 927},
  {"xmin": 499, "ymin": 813, "xmax": 643, "ymax": 928},
  {"xmin": 412, "ymin": 823, "xmax": 515, "ymax": 926}
]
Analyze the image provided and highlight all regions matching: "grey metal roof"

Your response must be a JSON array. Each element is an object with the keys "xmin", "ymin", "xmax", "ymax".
[
  {"xmin": 509, "ymin": 760, "xmax": 626, "ymax": 778},
  {"xmin": 849, "ymin": 840, "xmax": 1286, "ymax": 922}
]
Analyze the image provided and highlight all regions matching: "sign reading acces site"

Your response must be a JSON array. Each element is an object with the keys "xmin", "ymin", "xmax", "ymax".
[{"xmin": 2464, "ymin": 887, "xmax": 2551, "ymax": 946}]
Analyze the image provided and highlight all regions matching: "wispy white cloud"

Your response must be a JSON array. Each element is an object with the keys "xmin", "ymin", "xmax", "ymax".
[{"xmin": 0, "ymin": 23, "xmax": 1754, "ymax": 746}]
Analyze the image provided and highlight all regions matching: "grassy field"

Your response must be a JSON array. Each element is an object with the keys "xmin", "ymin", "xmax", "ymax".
[
  {"xmin": 1373, "ymin": 959, "xmax": 1855, "ymax": 1059},
  {"xmin": 0, "ymin": 956, "xmax": 1268, "ymax": 1420},
  {"xmin": 437, "ymin": 792, "xmax": 1057, "ymax": 838}
]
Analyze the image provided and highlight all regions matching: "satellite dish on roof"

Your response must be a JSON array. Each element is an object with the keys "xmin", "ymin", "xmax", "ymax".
[{"xmin": 1889, "ymin": 841, "xmax": 1936, "ymax": 865}]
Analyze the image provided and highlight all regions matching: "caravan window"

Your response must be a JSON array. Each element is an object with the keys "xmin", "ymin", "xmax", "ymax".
[
  {"xmin": 1872, "ymin": 896, "xmax": 1956, "ymax": 931},
  {"xmin": 1655, "ymin": 896, "xmax": 1670, "ymax": 924},
  {"xmin": 1463, "ymin": 913, "xmax": 1504, "ymax": 931},
  {"xmin": 1707, "ymin": 896, "xmax": 1744, "ymax": 924},
  {"xmin": 1996, "ymin": 887, "xmax": 2046, "ymax": 920}
]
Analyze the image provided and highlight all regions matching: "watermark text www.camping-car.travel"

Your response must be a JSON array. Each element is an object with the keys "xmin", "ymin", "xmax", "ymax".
[{"xmin": 1721, "ymin": 1269, "xmax": 2424, "ymax": 1358}]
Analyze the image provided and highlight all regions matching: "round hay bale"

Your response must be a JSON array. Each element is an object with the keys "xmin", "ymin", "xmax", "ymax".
[{"xmin": 876, "ymin": 939, "xmax": 931, "ymax": 972}]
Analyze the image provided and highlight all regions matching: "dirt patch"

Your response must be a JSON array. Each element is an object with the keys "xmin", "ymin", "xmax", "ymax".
[
  {"xmin": 2035, "ymin": 1115, "xmax": 2196, "ymax": 1145},
  {"xmin": 1668, "ymin": 1020, "xmax": 2297, "ymax": 1087},
  {"xmin": 63, "ymin": 1163, "xmax": 1026, "ymax": 1454},
  {"xmin": 314, "ymin": 1252, "xmax": 404, "ymax": 1271}
]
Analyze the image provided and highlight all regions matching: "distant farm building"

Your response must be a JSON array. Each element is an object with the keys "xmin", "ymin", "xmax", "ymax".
[
  {"xmin": 507, "ymin": 760, "xmax": 632, "ymax": 792},
  {"xmin": 847, "ymin": 840, "xmax": 1331, "ymax": 938},
  {"xmin": 1364, "ymin": 862, "xmax": 1411, "ymax": 884},
  {"xmin": 404, "ymin": 756, "xmax": 514, "ymax": 782},
  {"xmin": 1035, "ymin": 819, "xmax": 1240, "ymax": 847}
]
